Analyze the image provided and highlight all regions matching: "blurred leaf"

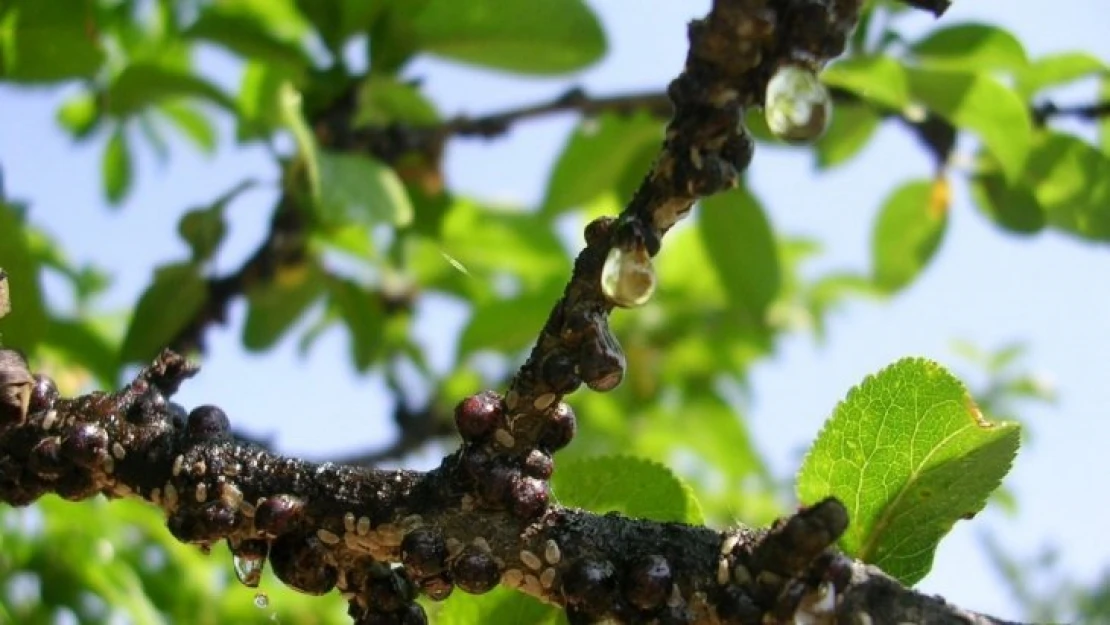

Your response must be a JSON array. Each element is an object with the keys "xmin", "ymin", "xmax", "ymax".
[
  {"xmin": 969, "ymin": 160, "xmax": 1045, "ymax": 235},
  {"xmin": 815, "ymin": 103, "xmax": 881, "ymax": 168},
  {"xmin": 102, "ymin": 127, "xmax": 134, "ymax": 205},
  {"xmin": 42, "ymin": 317, "xmax": 118, "ymax": 387},
  {"xmin": 177, "ymin": 181, "xmax": 254, "ymax": 264},
  {"xmin": 295, "ymin": 0, "xmax": 385, "ymax": 53},
  {"xmin": 388, "ymin": 0, "xmax": 606, "ymax": 75},
  {"xmin": 316, "ymin": 151, "xmax": 414, "ymax": 228},
  {"xmin": 1024, "ymin": 132, "xmax": 1110, "ymax": 241},
  {"xmin": 797, "ymin": 358, "xmax": 1021, "ymax": 585},
  {"xmin": 698, "ymin": 187, "xmax": 781, "ymax": 326},
  {"xmin": 0, "ymin": 0, "xmax": 104, "ymax": 83},
  {"xmin": 236, "ymin": 62, "xmax": 290, "ymax": 141},
  {"xmin": 907, "ymin": 68, "xmax": 1031, "ymax": 181},
  {"xmin": 871, "ymin": 179, "xmax": 949, "ymax": 292},
  {"xmin": 910, "ymin": 23, "xmax": 1027, "ymax": 72},
  {"xmin": 243, "ymin": 261, "xmax": 325, "ymax": 351},
  {"xmin": 553, "ymin": 455, "xmax": 704, "ymax": 524},
  {"xmin": 329, "ymin": 277, "xmax": 386, "ymax": 371},
  {"xmin": 458, "ymin": 287, "xmax": 559, "ymax": 356},
  {"xmin": 0, "ymin": 205, "xmax": 47, "ymax": 349},
  {"xmin": 56, "ymin": 92, "xmax": 100, "ymax": 139},
  {"xmin": 120, "ymin": 263, "xmax": 207, "ymax": 363},
  {"xmin": 185, "ymin": 6, "xmax": 310, "ymax": 70},
  {"xmin": 823, "ymin": 55, "xmax": 911, "ymax": 110},
  {"xmin": 437, "ymin": 586, "xmax": 562, "ymax": 625},
  {"xmin": 160, "ymin": 101, "xmax": 218, "ymax": 153},
  {"xmin": 106, "ymin": 64, "xmax": 236, "ymax": 117},
  {"xmin": 542, "ymin": 112, "xmax": 663, "ymax": 216},
  {"xmin": 1015, "ymin": 52, "xmax": 1106, "ymax": 99},
  {"xmin": 354, "ymin": 75, "xmax": 440, "ymax": 126}
]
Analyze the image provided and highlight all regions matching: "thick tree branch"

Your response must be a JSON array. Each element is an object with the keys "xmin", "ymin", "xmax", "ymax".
[{"xmin": 0, "ymin": 0, "xmax": 1034, "ymax": 623}]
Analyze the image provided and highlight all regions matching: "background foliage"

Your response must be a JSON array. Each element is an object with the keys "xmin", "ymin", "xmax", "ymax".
[{"xmin": 0, "ymin": 0, "xmax": 1107, "ymax": 622}]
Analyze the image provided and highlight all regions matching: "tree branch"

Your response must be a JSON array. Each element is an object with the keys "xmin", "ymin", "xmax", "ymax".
[{"xmin": 0, "ymin": 0, "xmax": 1034, "ymax": 623}]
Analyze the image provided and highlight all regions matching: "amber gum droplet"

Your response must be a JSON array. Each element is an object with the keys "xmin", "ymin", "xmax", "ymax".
[
  {"xmin": 600, "ymin": 244, "xmax": 657, "ymax": 308},
  {"xmin": 764, "ymin": 64, "xmax": 831, "ymax": 144},
  {"xmin": 233, "ymin": 553, "xmax": 265, "ymax": 588}
]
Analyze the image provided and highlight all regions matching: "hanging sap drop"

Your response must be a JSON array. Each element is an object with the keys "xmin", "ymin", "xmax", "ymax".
[
  {"xmin": 233, "ymin": 553, "xmax": 265, "ymax": 588},
  {"xmin": 600, "ymin": 244, "xmax": 656, "ymax": 308},
  {"xmin": 764, "ymin": 64, "xmax": 831, "ymax": 144},
  {"xmin": 253, "ymin": 592, "xmax": 269, "ymax": 609}
]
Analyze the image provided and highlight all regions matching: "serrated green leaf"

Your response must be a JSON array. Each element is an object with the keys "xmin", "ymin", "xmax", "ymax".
[
  {"xmin": 102, "ymin": 127, "xmax": 133, "ymax": 205},
  {"xmin": 160, "ymin": 101, "xmax": 218, "ymax": 153},
  {"xmin": 822, "ymin": 55, "xmax": 911, "ymax": 111},
  {"xmin": 797, "ymin": 358, "xmax": 1021, "ymax": 585},
  {"xmin": 910, "ymin": 23, "xmax": 1027, "ymax": 72},
  {"xmin": 552, "ymin": 455, "xmax": 704, "ymax": 524},
  {"xmin": 243, "ymin": 262, "xmax": 325, "ymax": 351},
  {"xmin": 815, "ymin": 103, "xmax": 881, "ymax": 169},
  {"xmin": 542, "ymin": 112, "xmax": 663, "ymax": 216},
  {"xmin": 0, "ymin": 0, "xmax": 105, "ymax": 83},
  {"xmin": 698, "ymin": 187, "xmax": 781, "ymax": 326},
  {"xmin": 329, "ymin": 277, "xmax": 385, "ymax": 371},
  {"xmin": 907, "ymin": 68, "xmax": 1031, "ymax": 181},
  {"xmin": 316, "ymin": 152, "xmax": 414, "ymax": 228},
  {"xmin": 871, "ymin": 179, "xmax": 949, "ymax": 292},
  {"xmin": 436, "ymin": 586, "xmax": 562, "ymax": 625},
  {"xmin": 1015, "ymin": 52, "xmax": 1106, "ymax": 99},
  {"xmin": 402, "ymin": 0, "xmax": 606, "ymax": 75},
  {"xmin": 56, "ymin": 93, "xmax": 100, "ymax": 139},
  {"xmin": 185, "ymin": 7, "xmax": 310, "ymax": 70},
  {"xmin": 120, "ymin": 263, "xmax": 207, "ymax": 363},
  {"xmin": 105, "ymin": 64, "xmax": 236, "ymax": 117}
]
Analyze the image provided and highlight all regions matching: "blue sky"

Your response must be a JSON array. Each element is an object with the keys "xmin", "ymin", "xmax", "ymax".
[{"xmin": 2, "ymin": 0, "xmax": 1108, "ymax": 620}]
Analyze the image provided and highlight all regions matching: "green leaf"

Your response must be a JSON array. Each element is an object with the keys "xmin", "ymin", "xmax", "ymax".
[
  {"xmin": 871, "ymin": 179, "xmax": 948, "ymax": 292},
  {"xmin": 437, "ymin": 586, "xmax": 561, "ymax": 625},
  {"xmin": 910, "ymin": 23, "xmax": 1027, "ymax": 72},
  {"xmin": 105, "ymin": 64, "xmax": 236, "ymax": 117},
  {"xmin": 295, "ymin": 0, "xmax": 385, "ymax": 53},
  {"xmin": 159, "ymin": 101, "xmax": 218, "ymax": 153},
  {"xmin": 458, "ymin": 287, "xmax": 559, "ymax": 356},
  {"xmin": 815, "ymin": 103, "xmax": 881, "ymax": 169},
  {"xmin": 43, "ymin": 318, "xmax": 119, "ymax": 386},
  {"xmin": 907, "ymin": 68, "xmax": 1031, "ymax": 181},
  {"xmin": 243, "ymin": 262, "xmax": 325, "ymax": 351},
  {"xmin": 542, "ymin": 112, "xmax": 663, "ymax": 217},
  {"xmin": 797, "ymin": 358, "xmax": 1020, "ymax": 585},
  {"xmin": 552, "ymin": 455, "xmax": 704, "ymax": 524},
  {"xmin": 822, "ymin": 55, "xmax": 911, "ymax": 111},
  {"xmin": 354, "ymin": 75, "xmax": 439, "ymax": 127},
  {"xmin": 402, "ymin": 0, "xmax": 606, "ymax": 75},
  {"xmin": 0, "ymin": 202, "xmax": 47, "ymax": 349},
  {"xmin": 316, "ymin": 152, "xmax": 414, "ymax": 228},
  {"xmin": 185, "ymin": 7, "xmax": 310, "ymax": 71},
  {"xmin": 236, "ymin": 62, "xmax": 289, "ymax": 141},
  {"xmin": 102, "ymin": 127, "xmax": 133, "ymax": 205},
  {"xmin": 1015, "ymin": 52, "xmax": 1106, "ymax": 99},
  {"xmin": 969, "ymin": 161, "xmax": 1045, "ymax": 236},
  {"xmin": 56, "ymin": 93, "xmax": 100, "ymax": 139},
  {"xmin": 329, "ymin": 277, "xmax": 385, "ymax": 371},
  {"xmin": 120, "ymin": 263, "xmax": 207, "ymax": 363},
  {"xmin": 0, "ymin": 0, "xmax": 105, "ymax": 83},
  {"xmin": 1024, "ymin": 132, "xmax": 1110, "ymax": 241},
  {"xmin": 698, "ymin": 187, "xmax": 781, "ymax": 325}
]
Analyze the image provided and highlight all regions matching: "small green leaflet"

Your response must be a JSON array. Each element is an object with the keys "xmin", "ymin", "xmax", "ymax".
[
  {"xmin": 552, "ymin": 455, "xmax": 704, "ymax": 524},
  {"xmin": 102, "ymin": 127, "xmax": 134, "ymax": 205},
  {"xmin": 315, "ymin": 152, "xmax": 415, "ymax": 229},
  {"xmin": 870, "ymin": 179, "xmax": 949, "ymax": 293},
  {"xmin": 120, "ymin": 263, "xmax": 207, "ymax": 364},
  {"xmin": 797, "ymin": 358, "xmax": 1020, "ymax": 585}
]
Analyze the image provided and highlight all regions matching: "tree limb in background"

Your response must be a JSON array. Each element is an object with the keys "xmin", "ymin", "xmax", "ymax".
[{"xmin": 0, "ymin": 0, "xmax": 1032, "ymax": 623}]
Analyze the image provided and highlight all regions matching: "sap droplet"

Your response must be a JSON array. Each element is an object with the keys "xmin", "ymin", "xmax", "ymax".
[
  {"xmin": 253, "ymin": 592, "xmax": 269, "ymax": 609},
  {"xmin": 764, "ymin": 64, "xmax": 831, "ymax": 144},
  {"xmin": 234, "ymin": 553, "xmax": 265, "ymax": 588},
  {"xmin": 600, "ymin": 244, "xmax": 656, "ymax": 308}
]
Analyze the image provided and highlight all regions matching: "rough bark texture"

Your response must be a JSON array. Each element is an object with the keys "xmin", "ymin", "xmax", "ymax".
[{"xmin": 0, "ymin": 0, "xmax": 1030, "ymax": 623}]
